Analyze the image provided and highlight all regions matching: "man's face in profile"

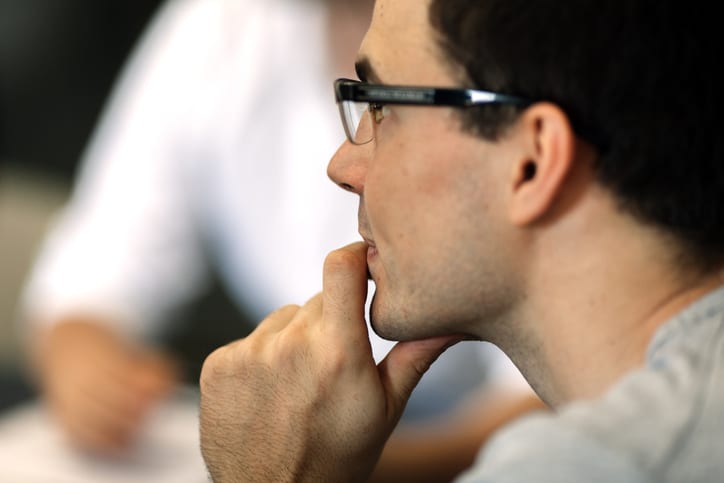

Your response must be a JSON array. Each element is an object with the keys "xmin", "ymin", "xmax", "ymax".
[{"xmin": 329, "ymin": 0, "xmax": 521, "ymax": 342}]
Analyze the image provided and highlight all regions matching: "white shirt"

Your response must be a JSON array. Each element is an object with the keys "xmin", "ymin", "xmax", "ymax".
[{"xmin": 21, "ymin": 0, "xmax": 525, "ymax": 418}]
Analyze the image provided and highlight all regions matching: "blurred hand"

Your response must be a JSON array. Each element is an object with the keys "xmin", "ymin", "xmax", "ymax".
[
  {"xmin": 33, "ymin": 320, "xmax": 178, "ymax": 455},
  {"xmin": 199, "ymin": 242, "xmax": 461, "ymax": 482}
]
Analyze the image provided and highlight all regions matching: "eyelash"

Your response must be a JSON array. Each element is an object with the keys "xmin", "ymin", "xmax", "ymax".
[{"xmin": 370, "ymin": 103, "xmax": 390, "ymax": 124}]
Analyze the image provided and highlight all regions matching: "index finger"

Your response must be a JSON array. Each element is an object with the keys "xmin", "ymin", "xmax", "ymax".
[{"xmin": 322, "ymin": 241, "xmax": 369, "ymax": 329}]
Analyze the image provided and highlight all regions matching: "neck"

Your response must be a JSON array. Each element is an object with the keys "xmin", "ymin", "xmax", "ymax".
[{"xmin": 497, "ymin": 185, "xmax": 724, "ymax": 408}]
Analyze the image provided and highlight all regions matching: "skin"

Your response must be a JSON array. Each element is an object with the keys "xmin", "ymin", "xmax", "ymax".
[{"xmin": 31, "ymin": 319, "xmax": 177, "ymax": 455}]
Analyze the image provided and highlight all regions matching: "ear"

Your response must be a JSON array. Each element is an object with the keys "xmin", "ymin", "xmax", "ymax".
[{"xmin": 509, "ymin": 102, "xmax": 576, "ymax": 226}]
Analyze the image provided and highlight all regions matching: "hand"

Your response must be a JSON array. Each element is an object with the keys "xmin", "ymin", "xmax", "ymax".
[
  {"xmin": 199, "ymin": 242, "xmax": 461, "ymax": 482},
  {"xmin": 33, "ymin": 320, "xmax": 178, "ymax": 455}
]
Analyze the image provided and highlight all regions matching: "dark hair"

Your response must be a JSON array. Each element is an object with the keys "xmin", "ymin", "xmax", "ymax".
[{"xmin": 429, "ymin": 0, "xmax": 723, "ymax": 269}]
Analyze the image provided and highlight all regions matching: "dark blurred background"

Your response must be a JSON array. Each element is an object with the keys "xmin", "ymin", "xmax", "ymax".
[
  {"xmin": 0, "ymin": 0, "xmax": 248, "ymax": 413},
  {"xmin": 1, "ymin": 0, "xmax": 162, "ymax": 180}
]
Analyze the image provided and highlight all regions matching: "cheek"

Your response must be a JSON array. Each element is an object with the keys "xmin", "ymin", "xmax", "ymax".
[
  {"xmin": 365, "ymin": 138, "xmax": 479, "ymax": 243},
  {"xmin": 364, "ymin": 154, "xmax": 423, "ymax": 237}
]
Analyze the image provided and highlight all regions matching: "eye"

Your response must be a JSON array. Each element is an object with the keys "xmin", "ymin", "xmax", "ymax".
[{"xmin": 369, "ymin": 103, "xmax": 390, "ymax": 124}]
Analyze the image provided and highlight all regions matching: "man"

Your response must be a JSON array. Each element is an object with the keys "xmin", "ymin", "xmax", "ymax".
[
  {"xmin": 20, "ymin": 0, "xmax": 539, "ymax": 480},
  {"xmin": 199, "ymin": 0, "xmax": 724, "ymax": 481}
]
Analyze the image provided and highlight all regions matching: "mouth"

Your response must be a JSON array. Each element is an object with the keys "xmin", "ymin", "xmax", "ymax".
[{"xmin": 360, "ymin": 233, "xmax": 378, "ymax": 272}]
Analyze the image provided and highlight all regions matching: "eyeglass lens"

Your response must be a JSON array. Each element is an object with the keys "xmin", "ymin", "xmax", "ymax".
[{"xmin": 340, "ymin": 100, "xmax": 374, "ymax": 145}]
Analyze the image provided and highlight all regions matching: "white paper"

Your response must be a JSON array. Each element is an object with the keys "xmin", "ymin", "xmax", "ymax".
[{"xmin": 0, "ymin": 389, "xmax": 208, "ymax": 482}]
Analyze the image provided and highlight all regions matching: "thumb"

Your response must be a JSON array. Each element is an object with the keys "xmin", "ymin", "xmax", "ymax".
[
  {"xmin": 377, "ymin": 335, "xmax": 463, "ymax": 423},
  {"xmin": 322, "ymin": 241, "xmax": 369, "ymax": 332}
]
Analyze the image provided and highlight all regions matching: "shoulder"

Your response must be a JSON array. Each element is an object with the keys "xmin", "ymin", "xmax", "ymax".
[
  {"xmin": 459, "ymin": 292, "xmax": 724, "ymax": 482},
  {"xmin": 456, "ymin": 410, "xmax": 650, "ymax": 483},
  {"xmin": 459, "ymin": 325, "xmax": 724, "ymax": 483}
]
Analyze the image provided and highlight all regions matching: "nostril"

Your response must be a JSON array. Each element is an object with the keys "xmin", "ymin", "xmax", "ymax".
[{"xmin": 338, "ymin": 182, "xmax": 355, "ymax": 191}]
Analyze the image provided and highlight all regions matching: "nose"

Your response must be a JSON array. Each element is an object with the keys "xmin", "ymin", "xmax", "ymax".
[{"xmin": 327, "ymin": 139, "xmax": 370, "ymax": 195}]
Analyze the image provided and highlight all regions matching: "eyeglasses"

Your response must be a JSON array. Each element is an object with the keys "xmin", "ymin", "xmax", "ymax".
[{"xmin": 334, "ymin": 78, "xmax": 533, "ymax": 145}]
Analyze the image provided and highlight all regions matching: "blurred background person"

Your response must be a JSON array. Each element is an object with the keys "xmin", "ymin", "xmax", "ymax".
[
  {"xmin": 1, "ymin": 0, "xmax": 164, "ymax": 413},
  {"xmin": 6, "ymin": 0, "xmax": 543, "ymax": 481}
]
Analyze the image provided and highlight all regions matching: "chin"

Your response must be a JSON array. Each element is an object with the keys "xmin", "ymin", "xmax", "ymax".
[
  {"xmin": 368, "ymin": 293, "xmax": 405, "ymax": 341},
  {"xmin": 369, "ymin": 293, "xmax": 434, "ymax": 342}
]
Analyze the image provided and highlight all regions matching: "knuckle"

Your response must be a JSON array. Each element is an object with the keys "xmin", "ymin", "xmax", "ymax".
[
  {"xmin": 294, "ymin": 300, "xmax": 317, "ymax": 321},
  {"xmin": 272, "ymin": 303, "xmax": 301, "ymax": 318},
  {"xmin": 200, "ymin": 345, "xmax": 234, "ymax": 387},
  {"xmin": 273, "ymin": 325, "xmax": 308, "ymax": 363}
]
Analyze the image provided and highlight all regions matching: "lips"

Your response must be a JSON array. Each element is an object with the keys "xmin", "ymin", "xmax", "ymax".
[
  {"xmin": 358, "ymin": 204, "xmax": 377, "ymax": 269},
  {"xmin": 360, "ymin": 232, "xmax": 378, "ymax": 276}
]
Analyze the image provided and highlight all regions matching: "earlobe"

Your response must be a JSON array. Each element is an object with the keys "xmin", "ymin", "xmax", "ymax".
[{"xmin": 509, "ymin": 103, "xmax": 576, "ymax": 226}]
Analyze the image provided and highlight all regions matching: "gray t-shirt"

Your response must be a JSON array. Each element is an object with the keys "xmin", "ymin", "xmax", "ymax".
[{"xmin": 458, "ymin": 285, "xmax": 724, "ymax": 482}]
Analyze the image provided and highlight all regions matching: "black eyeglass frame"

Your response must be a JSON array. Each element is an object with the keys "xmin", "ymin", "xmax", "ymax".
[{"xmin": 334, "ymin": 78, "xmax": 534, "ymax": 144}]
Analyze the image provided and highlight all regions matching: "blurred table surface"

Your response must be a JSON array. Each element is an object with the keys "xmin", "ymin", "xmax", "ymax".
[{"xmin": 0, "ymin": 388, "xmax": 208, "ymax": 482}]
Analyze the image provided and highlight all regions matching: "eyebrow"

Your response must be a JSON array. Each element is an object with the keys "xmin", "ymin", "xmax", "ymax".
[{"xmin": 354, "ymin": 57, "xmax": 382, "ymax": 83}]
